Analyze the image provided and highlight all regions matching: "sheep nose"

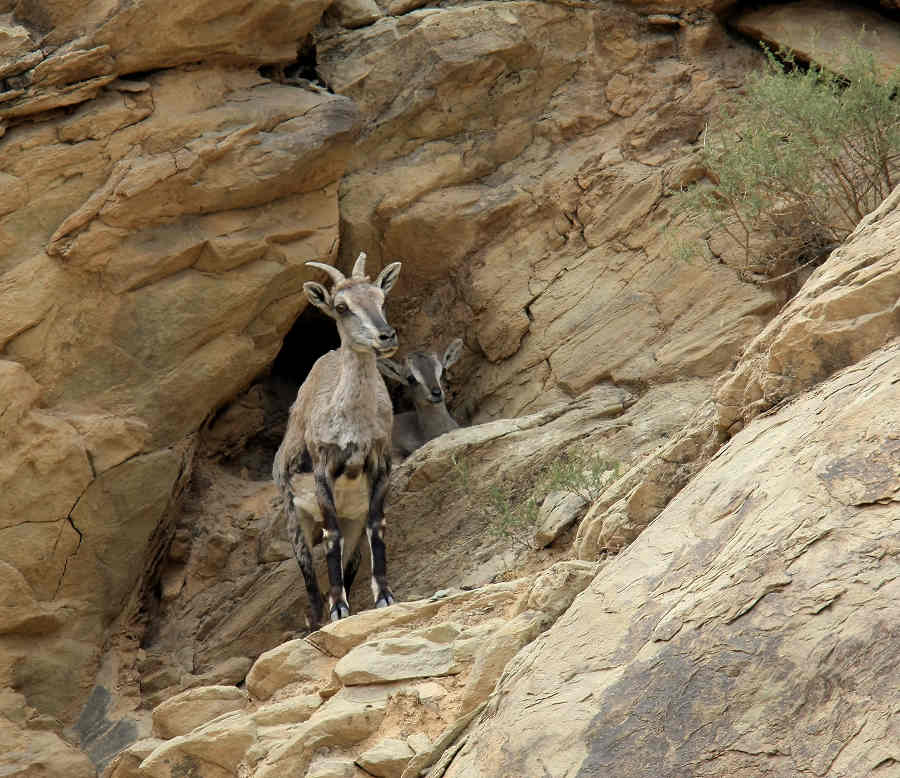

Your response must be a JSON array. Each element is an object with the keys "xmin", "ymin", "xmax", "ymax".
[{"xmin": 379, "ymin": 329, "xmax": 396, "ymax": 343}]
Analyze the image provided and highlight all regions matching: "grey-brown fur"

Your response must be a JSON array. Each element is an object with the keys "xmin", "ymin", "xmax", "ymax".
[
  {"xmin": 272, "ymin": 252, "xmax": 401, "ymax": 628},
  {"xmin": 378, "ymin": 338, "xmax": 463, "ymax": 460}
]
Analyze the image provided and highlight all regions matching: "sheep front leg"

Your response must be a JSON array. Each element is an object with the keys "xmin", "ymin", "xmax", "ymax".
[
  {"xmin": 367, "ymin": 457, "xmax": 395, "ymax": 609},
  {"xmin": 314, "ymin": 466, "xmax": 350, "ymax": 621}
]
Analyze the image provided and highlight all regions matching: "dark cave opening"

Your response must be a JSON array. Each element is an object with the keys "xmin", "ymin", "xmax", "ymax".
[
  {"xmin": 213, "ymin": 305, "xmax": 340, "ymax": 480},
  {"xmin": 257, "ymin": 37, "xmax": 332, "ymax": 91}
]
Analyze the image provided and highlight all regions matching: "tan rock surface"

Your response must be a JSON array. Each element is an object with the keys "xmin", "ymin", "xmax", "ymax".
[
  {"xmin": 0, "ymin": 56, "xmax": 359, "ymax": 731},
  {"xmin": 7, "ymin": 1, "xmax": 900, "ymax": 776},
  {"xmin": 245, "ymin": 639, "xmax": 337, "ymax": 702},
  {"xmin": 716, "ymin": 185, "xmax": 900, "ymax": 433},
  {"xmin": 577, "ymin": 181, "xmax": 900, "ymax": 560},
  {"xmin": 139, "ymin": 711, "xmax": 257, "ymax": 778},
  {"xmin": 151, "ymin": 685, "xmax": 248, "ymax": 739},
  {"xmin": 732, "ymin": 0, "xmax": 900, "ymax": 78},
  {"xmin": 387, "ymin": 380, "xmax": 709, "ymax": 600},
  {"xmin": 357, "ymin": 737, "xmax": 415, "ymax": 778},
  {"xmin": 0, "ymin": 0, "xmax": 331, "ymax": 121},
  {"xmin": 315, "ymin": 2, "xmax": 773, "ymax": 421},
  {"xmin": 442, "ymin": 340, "xmax": 900, "ymax": 778},
  {"xmin": 0, "ymin": 717, "xmax": 95, "ymax": 778}
]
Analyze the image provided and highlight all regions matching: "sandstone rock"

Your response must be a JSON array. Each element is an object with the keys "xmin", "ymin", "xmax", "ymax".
[
  {"xmin": 139, "ymin": 711, "xmax": 256, "ymax": 778},
  {"xmin": 407, "ymin": 732, "xmax": 433, "ymax": 753},
  {"xmin": 357, "ymin": 737, "xmax": 415, "ymax": 778},
  {"xmin": 732, "ymin": 0, "xmax": 900, "ymax": 79},
  {"xmin": 411, "ymin": 682, "xmax": 447, "ymax": 709},
  {"xmin": 0, "ymin": 719, "xmax": 94, "ymax": 778},
  {"xmin": 459, "ymin": 561, "xmax": 597, "ymax": 715},
  {"xmin": 308, "ymin": 582, "xmax": 521, "ymax": 658},
  {"xmin": 400, "ymin": 704, "xmax": 486, "ymax": 778},
  {"xmin": 334, "ymin": 632, "xmax": 459, "ymax": 686},
  {"xmin": 5, "ymin": 7, "xmax": 878, "ymax": 778},
  {"xmin": 246, "ymin": 639, "xmax": 336, "ymax": 701},
  {"xmin": 510, "ymin": 560, "xmax": 598, "ymax": 620},
  {"xmin": 444, "ymin": 340, "xmax": 900, "ymax": 777},
  {"xmin": 388, "ymin": 381, "xmax": 709, "ymax": 600},
  {"xmin": 0, "ymin": 561, "xmax": 62, "ymax": 635},
  {"xmin": 716, "ymin": 185, "xmax": 900, "ymax": 433},
  {"xmin": 71, "ymin": 683, "xmax": 144, "ymax": 771},
  {"xmin": 62, "ymin": 449, "xmax": 185, "ymax": 622},
  {"xmin": 151, "ymin": 685, "xmax": 248, "ymax": 739},
  {"xmin": 573, "ymin": 393, "xmax": 724, "ymax": 560},
  {"xmin": 328, "ymin": 0, "xmax": 383, "ymax": 28},
  {"xmin": 101, "ymin": 738, "xmax": 163, "ymax": 778},
  {"xmin": 532, "ymin": 491, "xmax": 588, "ymax": 549},
  {"xmin": 307, "ymin": 759, "xmax": 360, "ymax": 778},
  {"xmin": 457, "ymin": 613, "xmax": 542, "ymax": 717},
  {"xmin": 253, "ymin": 692, "xmax": 388, "ymax": 778},
  {"xmin": 1, "ymin": 57, "xmax": 361, "ymax": 734},
  {"xmin": 251, "ymin": 694, "xmax": 323, "ymax": 727},
  {"xmin": 1, "ymin": 0, "xmax": 332, "ymax": 122},
  {"xmin": 316, "ymin": 2, "xmax": 771, "ymax": 422}
]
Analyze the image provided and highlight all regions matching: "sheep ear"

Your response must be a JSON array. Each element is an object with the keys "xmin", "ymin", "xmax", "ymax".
[
  {"xmin": 375, "ymin": 262, "xmax": 402, "ymax": 296},
  {"xmin": 442, "ymin": 338, "xmax": 463, "ymax": 369},
  {"xmin": 377, "ymin": 357, "xmax": 407, "ymax": 384},
  {"xmin": 304, "ymin": 281, "xmax": 334, "ymax": 318}
]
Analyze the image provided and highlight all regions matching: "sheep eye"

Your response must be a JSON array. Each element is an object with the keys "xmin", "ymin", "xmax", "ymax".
[
  {"xmin": 335, "ymin": 302, "xmax": 349, "ymax": 315},
  {"xmin": 407, "ymin": 376, "xmax": 418, "ymax": 386}
]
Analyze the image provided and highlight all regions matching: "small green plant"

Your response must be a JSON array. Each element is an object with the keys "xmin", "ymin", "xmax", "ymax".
[
  {"xmin": 540, "ymin": 450, "xmax": 620, "ymax": 504},
  {"xmin": 451, "ymin": 448, "xmax": 619, "ymax": 551},
  {"xmin": 484, "ymin": 485, "xmax": 541, "ymax": 550},
  {"xmin": 676, "ymin": 42, "xmax": 900, "ymax": 277}
]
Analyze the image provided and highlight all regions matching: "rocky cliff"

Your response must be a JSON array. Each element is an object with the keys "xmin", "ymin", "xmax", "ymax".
[{"xmin": 1, "ymin": 0, "xmax": 898, "ymax": 775}]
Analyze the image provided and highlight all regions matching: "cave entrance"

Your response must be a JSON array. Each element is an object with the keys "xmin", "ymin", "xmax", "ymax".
[{"xmin": 214, "ymin": 305, "xmax": 339, "ymax": 480}]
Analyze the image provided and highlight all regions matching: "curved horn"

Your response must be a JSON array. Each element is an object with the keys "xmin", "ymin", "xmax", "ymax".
[
  {"xmin": 305, "ymin": 261, "xmax": 345, "ymax": 285},
  {"xmin": 351, "ymin": 251, "xmax": 367, "ymax": 279}
]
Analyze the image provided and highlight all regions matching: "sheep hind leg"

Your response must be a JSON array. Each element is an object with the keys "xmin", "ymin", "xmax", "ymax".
[
  {"xmin": 296, "ymin": 537, "xmax": 325, "ymax": 630},
  {"xmin": 289, "ymin": 508, "xmax": 324, "ymax": 630}
]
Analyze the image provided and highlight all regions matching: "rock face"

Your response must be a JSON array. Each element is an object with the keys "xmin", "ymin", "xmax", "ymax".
[
  {"xmin": 316, "ymin": 0, "xmax": 776, "ymax": 422},
  {"xmin": 438, "ymin": 191, "xmax": 900, "ymax": 774},
  {"xmin": 732, "ymin": 0, "xmax": 900, "ymax": 79},
  {"xmin": 102, "ymin": 564, "xmax": 595, "ymax": 778},
  {"xmin": 0, "ymin": 0, "xmax": 360, "ymax": 764},
  {"xmin": 716, "ymin": 186, "xmax": 900, "ymax": 434},
  {"xmin": 5, "ymin": 0, "xmax": 900, "ymax": 774}
]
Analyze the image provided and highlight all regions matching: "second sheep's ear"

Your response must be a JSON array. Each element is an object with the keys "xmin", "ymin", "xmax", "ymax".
[
  {"xmin": 375, "ymin": 262, "xmax": 402, "ymax": 296},
  {"xmin": 304, "ymin": 281, "xmax": 335, "ymax": 318},
  {"xmin": 377, "ymin": 357, "xmax": 408, "ymax": 384},
  {"xmin": 442, "ymin": 338, "xmax": 463, "ymax": 369}
]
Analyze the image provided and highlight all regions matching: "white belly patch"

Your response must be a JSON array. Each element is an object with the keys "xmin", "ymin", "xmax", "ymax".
[{"xmin": 290, "ymin": 472, "xmax": 371, "ymax": 523}]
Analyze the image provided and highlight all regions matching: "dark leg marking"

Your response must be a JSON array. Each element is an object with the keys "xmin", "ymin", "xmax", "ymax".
[
  {"xmin": 290, "ymin": 511, "xmax": 323, "ymax": 630},
  {"xmin": 367, "ymin": 457, "xmax": 394, "ymax": 610},
  {"xmin": 315, "ymin": 464, "xmax": 350, "ymax": 621}
]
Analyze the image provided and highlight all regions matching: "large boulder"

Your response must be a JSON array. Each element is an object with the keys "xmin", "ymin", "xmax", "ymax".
[
  {"xmin": 442, "ymin": 338, "xmax": 900, "ymax": 777},
  {"xmin": 0, "ymin": 0, "xmax": 331, "ymax": 122}
]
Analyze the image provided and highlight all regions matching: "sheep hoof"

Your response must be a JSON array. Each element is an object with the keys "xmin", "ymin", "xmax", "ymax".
[
  {"xmin": 330, "ymin": 600, "xmax": 350, "ymax": 621},
  {"xmin": 375, "ymin": 591, "xmax": 395, "ymax": 609}
]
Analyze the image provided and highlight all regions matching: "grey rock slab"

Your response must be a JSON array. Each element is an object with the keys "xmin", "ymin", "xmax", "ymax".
[
  {"xmin": 357, "ymin": 737, "xmax": 415, "ymax": 778},
  {"xmin": 334, "ymin": 635, "xmax": 459, "ymax": 686}
]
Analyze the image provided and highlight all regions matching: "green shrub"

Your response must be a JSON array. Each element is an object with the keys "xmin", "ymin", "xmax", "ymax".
[
  {"xmin": 451, "ymin": 449, "xmax": 619, "ymax": 551},
  {"xmin": 676, "ymin": 43, "xmax": 900, "ymax": 277}
]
